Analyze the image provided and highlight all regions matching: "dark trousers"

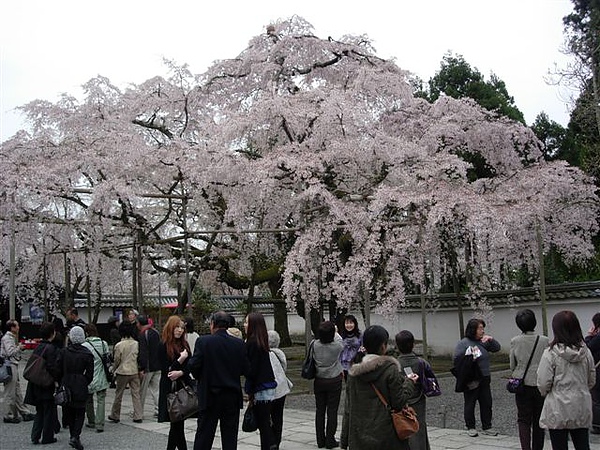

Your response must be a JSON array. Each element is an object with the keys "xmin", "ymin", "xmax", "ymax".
[
  {"xmin": 592, "ymin": 374, "xmax": 600, "ymax": 431},
  {"xmin": 193, "ymin": 391, "xmax": 239, "ymax": 450},
  {"xmin": 548, "ymin": 428, "xmax": 589, "ymax": 450},
  {"xmin": 254, "ymin": 400, "xmax": 275, "ymax": 450},
  {"xmin": 515, "ymin": 385, "xmax": 545, "ymax": 450},
  {"xmin": 167, "ymin": 419, "xmax": 187, "ymax": 450},
  {"xmin": 314, "ymin": 375, "xmax": 342, "ymax": 447},
  {"xmin": 270, "ymin": 396, "xmax": 286, "ymax": 447},
  {"xmin": 31, "ymin": 400, "xmax": 57, "ymax": 444},
  {"xmin": 463, "ymin": 375, "xmax": 493, "ymax": 430},
  {"xmin": 64, "ymin": 406, "xmax": 85, "ymax": 440}
]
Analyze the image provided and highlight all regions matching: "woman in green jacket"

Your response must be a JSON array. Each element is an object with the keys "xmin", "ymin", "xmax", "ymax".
[
  {"xmin": 82, "ymin": 324, "xmax": 110, "ymax": 433},
  {"xmin": 341, "ymin": 325, "xmax": 417, "ymax": 450}
]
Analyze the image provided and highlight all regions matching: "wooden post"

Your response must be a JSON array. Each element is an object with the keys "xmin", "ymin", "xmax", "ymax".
[
  {"xmin": 536, "ymin": 223, "xmax": 548, "ymax": 336},
  {"xmin": 9, "ymin": 227, "xmax": 16, "ymax": 320},
  {"xmin": 421, "ymin": 287, "xmax": 428, "ymax": 358}
]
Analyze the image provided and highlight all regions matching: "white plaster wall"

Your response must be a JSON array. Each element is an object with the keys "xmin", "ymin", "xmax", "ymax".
[
  {"xmin": 78, "ymin": 298, "xmax": 599, "ymax": 356},
  {"xmin": 259, "ymin": 299, "xmax": 600, "ymax": 356}
]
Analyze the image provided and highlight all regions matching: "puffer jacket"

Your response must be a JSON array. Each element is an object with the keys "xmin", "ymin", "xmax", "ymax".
[
  {"xmin": 82, "ymin": 337, "xmax": 110, "ymax": 393},
  {"xmin": 538, "ymin": 343, "xmax": 596, "ymax": 429},
  {"xmin": 341, "ymin": 354, "xmax": 415, "ymax": 450}
]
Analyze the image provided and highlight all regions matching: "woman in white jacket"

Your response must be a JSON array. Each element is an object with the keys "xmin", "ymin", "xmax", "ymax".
[
  {"xmin": 537, "ymin": 310, "xmax": 596, "ymax": 450},
  {"xmin": 268, "ymin": 330, "xmax": 292, "ymax": 450}
]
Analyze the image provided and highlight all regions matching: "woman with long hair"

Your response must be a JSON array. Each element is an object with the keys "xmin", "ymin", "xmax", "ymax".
[
  {"xmin": 157, "ymin": 315, "xmax": 191, "ymax": 450},
  {"xmin": 244, "ymin": 312, "xmax": 276, "ymax": 450},
  {"xmin": 339, "ymin": 315, "xmax": 362, "ymax": 381},
  {"xmin": 538, "ymin": 310, "xmax": 595, "ymax": 450},
  {"xmin": 509, "ymin": 309, "xmax": 549, "ymax": 450}
]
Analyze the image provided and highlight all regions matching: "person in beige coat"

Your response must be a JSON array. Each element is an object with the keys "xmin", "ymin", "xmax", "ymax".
[
  {"xmin": 109, "ymin": 322, "xmax": 143, "ymax": 423},
  {"xmin": 537, "ymin": 310, "xmax": 596, "ymax": 450}
]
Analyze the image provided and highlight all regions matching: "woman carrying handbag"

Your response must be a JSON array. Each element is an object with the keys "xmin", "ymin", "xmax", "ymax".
[
  {"xmin": 509, "ymin": 309, "xmax": 548, "ymax": 450},
  {"xmin": 157, "ymin": 316, "xmax": 192, "ymax": 450},
  {"xmin": 341, "ymin": 325, "xmax": 417, "ymax": 450}
]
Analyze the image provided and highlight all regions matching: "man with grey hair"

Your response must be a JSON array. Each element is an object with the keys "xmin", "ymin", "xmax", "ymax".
[{"xmin": 1, "ymin": 319, "xmax": 35, "ymax": 423}]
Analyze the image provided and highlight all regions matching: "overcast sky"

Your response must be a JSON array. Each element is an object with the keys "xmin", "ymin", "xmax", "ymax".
[{"xmin": 1, "ymin": 0, "xmax": 575, "ymax": 142}]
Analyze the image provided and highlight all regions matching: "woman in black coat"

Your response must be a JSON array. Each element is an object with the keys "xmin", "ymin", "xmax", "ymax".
[
  {"xmin": 157, "ymin": 315, "xmax": 191, "ymax": 450},
  {"xmin": 244, "ymin": 312, "xmax": 277, "ymax": 450},
  {"xmin": 24, "ymin": 322, "xmax": 62, "ymax": 444},
  {"xmin": 57, "ymin": 326, "xmax": 94, "ymax": 450}
]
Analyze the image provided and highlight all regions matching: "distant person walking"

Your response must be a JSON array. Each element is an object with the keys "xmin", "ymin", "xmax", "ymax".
[
  {"xmin": 66, "ymin": 308, "xmax": 86, "ymax": 329},
  {"xmin": 107, "ymin": 316, "xmax": 121, "ymax": 348},
  {"xmin": 187, "ymin": 311, "xmax": 250, "ymax": 450},
  {"xmin": 185, "ymin": 318, "xmax": 200, "ymax": 354},
  {"xmin": 109, "ymin": 322, "xmax": 143, "ymax": 424},
  {"xmin": 584, "ymin": 312, "xmax": 600, "ymax": 435},
  {"xmin": 538, "ymin": 310, "xmax": 595, "ymax": 450},
  {"xmin": 453, "ymin": 318, "xmax": 501, "ymax": 437},
  {"xmin": 509, "ymin": 309, "xmax": 549, "ymax": 450},
  {"xmin": 1, "ymin": 319, "xmax": 35, "ymax": 423}
]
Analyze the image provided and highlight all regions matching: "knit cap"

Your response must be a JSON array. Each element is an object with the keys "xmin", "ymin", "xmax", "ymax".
[{"xmin": 69, "ymin": 326, "xmax": 86, "ymax": 344}]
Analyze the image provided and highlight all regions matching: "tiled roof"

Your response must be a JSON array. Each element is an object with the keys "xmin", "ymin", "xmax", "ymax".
[
  {"xmin": 399, "ymin": 281, "xmax": 600, "ymax": 310},
  {"xmin": 73, "ymin": 281, "xmax": 600, "ymax": 312}
]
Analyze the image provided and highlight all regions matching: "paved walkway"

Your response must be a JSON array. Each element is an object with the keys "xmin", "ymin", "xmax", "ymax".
[
  {"xmin": 3, "ymin": 362, "xmax": 600, "ymax": 449},
  {"xmin": 108, "ymin": 387, "xmax": 567, "ymax": 450}
]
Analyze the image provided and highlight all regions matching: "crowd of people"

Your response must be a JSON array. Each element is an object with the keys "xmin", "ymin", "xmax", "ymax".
[{"xmin": 0, "ymin": 307, "xmax": 599, "ymax": 450}]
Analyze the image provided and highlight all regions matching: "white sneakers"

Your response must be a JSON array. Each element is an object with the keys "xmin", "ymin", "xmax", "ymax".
[
  {"xmin": 481, "ymin": 428, "xmax": 499, "ymax": 436},
  {"xmin": 467, "ymin": 428, "xmax": 499, "ymax": 437}
]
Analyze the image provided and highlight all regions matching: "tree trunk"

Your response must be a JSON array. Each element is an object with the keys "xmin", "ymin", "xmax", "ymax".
[{"xmin": 269, "ymin": 278, "xmax": 291, "ymax": 347}]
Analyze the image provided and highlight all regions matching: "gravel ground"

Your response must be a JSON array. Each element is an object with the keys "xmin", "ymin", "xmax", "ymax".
[{"xmin": 286, "ymin": 368, "xmax": 600, "ymax": 446}]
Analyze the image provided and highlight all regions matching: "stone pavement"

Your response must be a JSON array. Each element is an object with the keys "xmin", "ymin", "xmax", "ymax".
[
  {"xmin": 3, "ymin": 363, "xmax": 600, "ymax": 449},
  {"xmin": 103, "ymin": 384, "xmax": 588, "ymax": 450}
]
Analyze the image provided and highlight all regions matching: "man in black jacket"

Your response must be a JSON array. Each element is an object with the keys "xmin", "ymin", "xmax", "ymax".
[
  {"xmin": 187, "ymin": 311, "xmax": 250, "ymax": 450},
  {"xmin": 137, "ymin": 315, "xmax": 161, "ymax": 417}
]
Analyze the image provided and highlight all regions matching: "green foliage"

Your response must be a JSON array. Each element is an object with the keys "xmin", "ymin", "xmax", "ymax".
[
  {"xmin": 531, "ymin": 112, "xmax": 567, "ymax": 161},
  {"xmin": 423, "ymin": 53, "xmax": 525, "ymax": 124},
  {"xmin": 191, "ymin": 285, "xmax": 219, "ymax": 334}
]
